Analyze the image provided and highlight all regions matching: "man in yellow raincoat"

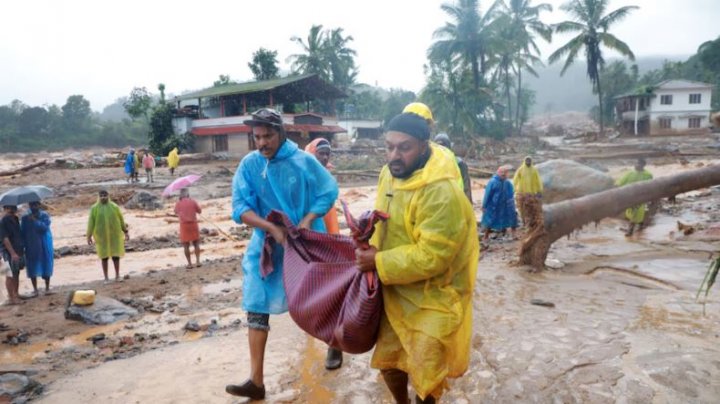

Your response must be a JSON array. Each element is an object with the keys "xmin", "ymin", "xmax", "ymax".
[
  {"xmin": 356, "ymin": 113, "xmax": 479, "ymax": 403},
  {"xmin": 167, "ymin": 147, "xmax": 180, "ymax": 176},
  {"xmin": 513, "ymin": 156, "xmax": 543, "ymax": 227},
  {"xmin": 86, "ymin": 189, "xmax": 129, "ymax": 282},
  {"xmin": 616, "ymin": 158, "xmax": 653, "ymax": 236}
]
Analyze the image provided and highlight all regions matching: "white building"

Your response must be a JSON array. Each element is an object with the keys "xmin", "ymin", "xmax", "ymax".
[
  {"xmin": 338, "ymin": 119, "xmax": 383, "ymax": 140},
  {"xmin": 615, "ymin": 79, "xmax": 714, "ymax": 135}
]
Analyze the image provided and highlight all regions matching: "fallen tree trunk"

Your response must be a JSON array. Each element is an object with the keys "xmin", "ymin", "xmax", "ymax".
[
  {"xmin": 0, "ymin": 160, "xmax": 47, "ymax": 177},
  {"xmin": 520, "ymin": 164, "xmax": 720, "ymax": 269}
]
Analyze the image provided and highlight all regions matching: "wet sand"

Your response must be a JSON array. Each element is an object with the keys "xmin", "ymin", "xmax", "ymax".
[{"xmin": 1, "ymin": 145, "xmax": 720, "ymax": 403}]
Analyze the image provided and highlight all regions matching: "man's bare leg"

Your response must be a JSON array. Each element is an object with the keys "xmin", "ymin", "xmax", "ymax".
[
  {"xmin": 249, "ymin": 328, "xmax": 268, "ymax": 386},
  {"xmin": 183, "ymin": 243, "xmax": 192, "ymax": 268},
  {"xmin": 193, "ymin": 240, "xmax": 201, "ymax": 267},
  {"xmin": 112, "ymin": 257, "xmax": 120, "ymax": 280},
  {"xmin": 101, "ymin": 258, "xmax": 109, "ymax": 281},
  {"xmin": 381, "ymin": 369, "xmax": 409, "ymax": 404}
]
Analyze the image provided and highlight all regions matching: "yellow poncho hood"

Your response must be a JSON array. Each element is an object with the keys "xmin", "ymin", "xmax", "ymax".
[{"xmin": 370, "ymin": 143, "xmax": 479, "ymax": 399}]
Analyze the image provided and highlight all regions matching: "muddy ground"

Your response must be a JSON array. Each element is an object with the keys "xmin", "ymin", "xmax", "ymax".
[{"xmin": 1, "ymin": 130, "xmax": 719, "ymax": 403}]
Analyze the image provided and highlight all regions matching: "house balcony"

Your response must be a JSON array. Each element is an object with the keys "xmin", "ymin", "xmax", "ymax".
[{"xmin": 621, "ymin": 110, "xmax": 649, "ymax": 121}]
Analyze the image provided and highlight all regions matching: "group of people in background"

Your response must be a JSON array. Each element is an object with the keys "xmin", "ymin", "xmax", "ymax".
[
  {"xmin": 123, "ymin": 147, "xmax": 181, "ymax": 183},
  {"xmin": 1, "ymin": 202, "xmax": 54, "ymax": 305}
]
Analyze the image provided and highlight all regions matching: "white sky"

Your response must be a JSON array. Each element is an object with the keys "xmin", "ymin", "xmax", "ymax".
[{"xmin": 1, "ymin": 0, "xmax": 718, "ymax": 111}]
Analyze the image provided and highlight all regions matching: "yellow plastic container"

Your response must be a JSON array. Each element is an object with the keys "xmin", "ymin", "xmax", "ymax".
[{"xmin": 71, "ymin": 290, "xmax": 96, "ymax": 306}]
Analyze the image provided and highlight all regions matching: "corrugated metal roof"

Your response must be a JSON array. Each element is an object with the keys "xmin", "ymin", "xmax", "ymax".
[
  {"xmin": 192, "ymin": 124, "xmax": 346, "ymax": 136},
  {"xmin": 175, "ymin": 74, "xmax": 346, "ymax": 101}
]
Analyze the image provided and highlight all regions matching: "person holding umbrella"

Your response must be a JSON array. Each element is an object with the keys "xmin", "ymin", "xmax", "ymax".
[
  {"xmin": 21, "ymin": 201, "xmax": 54, "ymax": 296},
  {"xmin": 174, "ymin": 188, "xmax": 202, "ymax": 268},
  {"xmin": 1, "ymin": 205, "xmax": 25, "ymax": 304},
  {"xmin": 86, "ymin": 189, "xmax": 129, "ymax": 282}
]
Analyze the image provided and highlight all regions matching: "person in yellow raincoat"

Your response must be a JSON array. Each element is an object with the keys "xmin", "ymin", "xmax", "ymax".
[
  {"xmin": 356, "ymin": 113, "xmax": 479, "ymax": 403},
  {"xmin": 513, "ymin": 156, "xmax": 543, "ymax": 227},
  {"xmin": 616, "ymin": 158, "xmax": 653, "ymax": 236},
  {"xmin": 167, "ymin": 147, "xmax": 180, "ymax": 176},
  {"xmin": 86, "ymin": 189, "xmax": 129, "ymax": 282}
]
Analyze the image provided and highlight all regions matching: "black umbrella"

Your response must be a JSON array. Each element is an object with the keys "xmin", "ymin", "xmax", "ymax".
[{"xmin": 0, "ymin": 186, "xmax": 54, "ymax": 206}]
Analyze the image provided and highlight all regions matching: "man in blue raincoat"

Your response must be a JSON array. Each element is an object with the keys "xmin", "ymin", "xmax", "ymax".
[
  {"xmin": 124, "ymin": 148, "xmax": 137, "ymax": 183},
  {"xmin": 21, "ymin": 201, "xmax": 54, "ymax": 296},
  {"xmin": 481, "ymin": 166, "xmax": 518, "ymax": 243},
  {"xmin": 226, "ymin": 108, "xmax": 339, "ymax": 400}
]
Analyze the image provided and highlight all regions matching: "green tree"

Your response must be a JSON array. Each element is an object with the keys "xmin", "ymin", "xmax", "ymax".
[
  {"xmin": 501, "ymin": 0, "xmax": 552, "ymax": 132},
  {"xmin": 548, "ymin": 0, "xmax": 638, "ymax": 135},
  {"xmin": 124, "ymin": 87, "xmax": 153, "ymax": 121},
  {"xmin": 0, "ymin": 105, "xmax": 18, "ymax": 148},
  {"xmin": 248, "ymin": 48, "xmax": 280, "ymax": 81},
  {"xmin": 381, "ymin": 89, "xmax": 417, "ymax": 124},
  {"xmin": 324, "ymin": 28, "xmax": 358, "ymax": 89},
  {"xmin": 592, "ymin": 61, "xmax": 638, "ymax": 125},
  {"xmin": 213, "ymin": 74, "xmax": 236, "ymax": 87},
  {"xmin": 62, "ymin": 94, "xmax": 91, "ymax": 132},
  {"xmin": 429, "ymin": 0, "xmax": 502, "ymax": 90},
  {"xmin": 158, "ymin": 83, "xmax": 166, "ymax": 103},
  {"xmin": 18, "ymin": 106, "xmax": 49, "ymax": 137},
  {"xmin": 289, "ymin": 25, "xmax": 328, "ymax": 78}
]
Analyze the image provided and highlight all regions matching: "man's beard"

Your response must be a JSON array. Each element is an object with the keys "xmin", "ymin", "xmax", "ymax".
[{"xmin": 389, "ymin": 149, "xmax": 431, "ymax": 179}]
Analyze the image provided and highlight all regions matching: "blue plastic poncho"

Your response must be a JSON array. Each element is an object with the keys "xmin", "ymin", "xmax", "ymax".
[
  {"xmin": 481, "ymin": 174, "xmax": 518, "ymax": 230},
  {"xmin": 124, "ymin": 152, "xmax": 135, "ymax": 175},
  {"xmin": 20, "ymin": 210, "xmax": 54, "ymax": 279},
  {"xmin": 232, "ymin": 139, "xmax": 339, "ymax": 314}
]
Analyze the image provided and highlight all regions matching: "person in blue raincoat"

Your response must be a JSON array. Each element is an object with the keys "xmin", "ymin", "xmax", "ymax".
[
  {"xmin": 225, "ymin": 108, "xmax": 339, "ymax": 401},
  {"xmin": 124, "ymin": 148, "xmax": 137, "ymax": 183},
  {"xmin": 481, "ymin": 166, "xmax": 518, "ymax": 243},
  {"xmin": 20, "ymin": 201, "xmax": 54, "ymax": 296}
]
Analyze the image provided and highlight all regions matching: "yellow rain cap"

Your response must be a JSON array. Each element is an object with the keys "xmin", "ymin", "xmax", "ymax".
[{"xmin": 402, "ymin": 102, "xmax": 434, "ymax": 123}]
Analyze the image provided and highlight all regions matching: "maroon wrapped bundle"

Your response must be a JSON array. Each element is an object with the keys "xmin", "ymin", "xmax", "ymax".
[{"xmin": 261, "ymin": 205, "xmax": 388, "ymax": 354}]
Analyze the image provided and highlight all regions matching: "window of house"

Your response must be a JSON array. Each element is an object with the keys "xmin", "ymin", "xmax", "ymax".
[
  {"xmin": 660, "ymin": 95, "xmax": 673, "ymax": 105},
  {"xmin": 213, "ymin": 134, "xmax": 228, "ymax": 152},
  {"xmin": 688, "ymin": 117, "xmax": 702, "ymax": 128},
  {"xmin": 659, "ymin": 118, "xmax": 672, "ymax": 129},
  {"xmin": 689, "ymin": 93, "xmax": 701, "ymax": 104}
]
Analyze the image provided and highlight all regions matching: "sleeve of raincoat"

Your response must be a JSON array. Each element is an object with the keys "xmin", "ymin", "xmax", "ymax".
[
  {"xmin": 86, "ymin": 206, "xmax": 97, "ymax": 236},
  {"xmin": 29, "ymin": 213, "xmax": 51, "ymax": 234},
  {"xmin": 304, "ymin": 156, "xmax": 338, "ymax": 217},
  {"xmin": 113, "ymin": 204, "xmax": 127, "ymax": 232},
  {"xmin": 482, "ymin": 179, "xmax": 497, "ymax": 209},
  {"xmin": 533, "ymin": 169, "xmax": 543, "ymax": 193},
  {"xmin": 375, "ymin": 181, "xmax": 467, "ymax": 285},
  {"xmin": 195, "ymin": 200, "xmax": 202, "ymax": 214},
  {"xmin": 512, "ymin": 168, "xmax": 522, "ymax": 191},
  {"xmin": 615, "ymin": 171, "xmax": 631, "ymax": 187},
  {"xmin": 231, "ymin": 158, "xmax": 258, "ymax": 223}
]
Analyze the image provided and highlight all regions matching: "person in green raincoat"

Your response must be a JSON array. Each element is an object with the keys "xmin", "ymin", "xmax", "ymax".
[
  {"xmin": 616, "ymin": 158, "xmax": 653, "ymax": 236},
  {"xmin": 86, "ymin": 189, "xmax": 129, "ymax": 282}
]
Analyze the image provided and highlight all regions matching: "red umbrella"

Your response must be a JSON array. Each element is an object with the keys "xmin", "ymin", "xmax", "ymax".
[{"xmin": 162, "ymin": 174, "xmax": 202, "ymax": 197}]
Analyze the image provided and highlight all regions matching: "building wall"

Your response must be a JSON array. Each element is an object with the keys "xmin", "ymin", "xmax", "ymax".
[
  {"xmin": 648, "ymin": 111, "xmax": 710, "ymax": 133},
  {"xmin": 194, "ymin": 137, "xmax": 213, "ymax": 153},
  {"xmin": 228, "ymin": 134, "xmax": 252, "ymax": 156},
  {"xmin": 649, "ymin": 88, "xmax": 712, "ymax": 114},
  {"xmin": 172, "ymin": 117, "xmax": 194, "ymax": 135}
]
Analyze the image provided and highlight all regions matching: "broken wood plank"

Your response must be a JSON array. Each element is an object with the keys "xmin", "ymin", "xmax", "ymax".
[{"xmin": 0, "ymin": 160, "xmax": 47, "ymax": 177}]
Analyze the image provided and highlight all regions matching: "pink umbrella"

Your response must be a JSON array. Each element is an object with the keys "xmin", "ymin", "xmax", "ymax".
[{"xmin": 162, "ymin": 174, "xmax": 202, "ymax": 197}]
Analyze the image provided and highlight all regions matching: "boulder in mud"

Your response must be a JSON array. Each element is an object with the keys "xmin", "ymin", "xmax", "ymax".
[
  {"xmin": 124, "ymin": 191, "xmax": 163, "ymax": 211},
  {"xmin": 65, "ymin": 295, "xmax": 139, "ymax": 325},
  {"xmin": 0, "ymin": 373, "xmax": 41, "ymax": 401},
  {"xmin": 536, "ymin": 159, "xmax": 615, "ymax": 203}
]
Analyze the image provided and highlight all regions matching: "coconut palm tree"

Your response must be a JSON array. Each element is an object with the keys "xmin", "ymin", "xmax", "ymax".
[
  {"xmin": 289, "ymin": 24, "xmax": 328, "ymax": 79},
  {"xmin": 324, "ymin": 27, "xmax": 358, "ymax": 90},
  {"xmin": 429, "ymin": 0, "xmax": 503, "ymax": 90},
  {"xmin": 502, "ymin": 0, "xmax": 552, "ymax": 131},
  {"xmin": 548, "ymin": 0, "xmax": 638, "ymax": 135}
]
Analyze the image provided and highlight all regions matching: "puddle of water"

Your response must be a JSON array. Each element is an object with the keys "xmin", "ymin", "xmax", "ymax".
[
  {"xmin": 1, "ymin": 323, "xmax": 125, "ymax": 365},
  {"xmin": 612, "ymin": 257, "xmax": 709, "ymax": 290},
  {"xmin": 296, "ymin": 336, "xmax": 335, "ymax": 402},
  {"xmin": 75, "ymin": 179, "xmax": 132, "ymax": 188}
]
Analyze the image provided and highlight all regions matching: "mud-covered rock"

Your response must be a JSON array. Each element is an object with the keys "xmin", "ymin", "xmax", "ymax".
[
  {"xmin": 0, "ymin": 373, "xmax": 41, "ymax": 401},
  {"xmin": 65, "ymin": 296, "xmax": 139, "ymax": 325},
  {"xmin": 536, "ymin": 159, "xmax": 615, "ymax": 203},
  {"xmin": 124, "ymin": 191, "xmax": 163, "ymax": 211}
]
